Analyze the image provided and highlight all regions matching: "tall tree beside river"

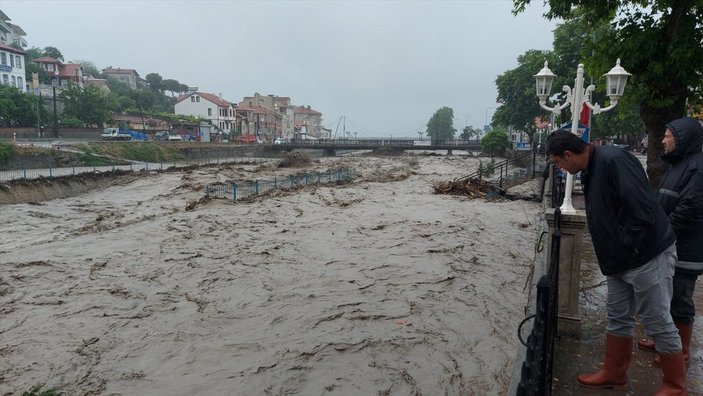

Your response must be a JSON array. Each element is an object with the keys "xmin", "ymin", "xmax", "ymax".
[
  {"xmin": 426, "ymin": 107, "xmax": 457, "ymax": 141},
  {"xmin": 513, "ymin": 0, "xmax": 703, "ymax": 186}
]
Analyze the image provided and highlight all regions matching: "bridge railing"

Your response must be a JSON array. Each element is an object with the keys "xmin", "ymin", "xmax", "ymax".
[{"xmin": 287, "ymin": 138, "xmax": 481, "ymax": 147}]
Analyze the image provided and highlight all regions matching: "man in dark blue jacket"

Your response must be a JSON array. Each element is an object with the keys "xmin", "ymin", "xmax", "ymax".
[
  {"xmin": 638, "ymin": 117, "xmax": 703, "ymax": 369},
  {"xmin": 546, "ymin": 130, "xmax": 686, "ymax": 395}
]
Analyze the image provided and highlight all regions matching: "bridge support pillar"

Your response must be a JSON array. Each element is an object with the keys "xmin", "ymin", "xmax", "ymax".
[
  {"xmin": 323, "ymin": 148, "xmax": 336, "ymax": 157},
  {"xmin": 447, "ymin": 149, "xmax": 453, "ymax": 155},
  {"xmin": 546, "ymin": 211, "xmax": 587, "ymax": 338}
]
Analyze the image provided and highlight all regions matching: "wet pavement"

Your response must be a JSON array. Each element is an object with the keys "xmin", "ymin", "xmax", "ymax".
[{"xmin": 551, "ymin": 217, "xmax": 703, "ymax": 395}]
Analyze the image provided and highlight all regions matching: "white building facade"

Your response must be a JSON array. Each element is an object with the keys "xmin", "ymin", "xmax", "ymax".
[
  {"xmin": 175, "ymin": 91, "xmax": 237, "ymax": 133},
  {"xmin": 0, "ymin": 10, "xmax": 27, "ymax": 92}
]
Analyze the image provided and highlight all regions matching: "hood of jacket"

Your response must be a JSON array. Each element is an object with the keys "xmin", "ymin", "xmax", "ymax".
[{"xmin": 662, "ymin": 117, "xmax": 703, "ymax": 163}]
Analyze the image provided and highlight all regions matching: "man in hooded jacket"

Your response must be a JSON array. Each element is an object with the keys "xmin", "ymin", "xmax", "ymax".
[{"xmin": 638, "ymin": 117, "xmax": 703, "ymax": 369}]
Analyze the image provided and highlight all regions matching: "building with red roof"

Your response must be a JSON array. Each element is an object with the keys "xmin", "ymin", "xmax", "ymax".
[
  {"xmin": 175, "ymin": 90, "xmax": 237, "ymax": 134},
  {"xmin": 294, "ymin": 105, "xmax": 326, "ymax": 138},
  {"xmin": 32, "ymin": 56, "xmax": 84, "ymax": 88}
]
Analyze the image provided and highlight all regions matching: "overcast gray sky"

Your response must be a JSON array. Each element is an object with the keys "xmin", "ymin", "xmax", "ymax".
[{"xmin": 1, "ymin": 0, "xmax": 558, "ymax": 137}]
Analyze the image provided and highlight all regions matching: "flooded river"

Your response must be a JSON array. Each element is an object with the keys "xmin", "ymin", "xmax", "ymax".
[{"xmin": 0, "ymin": 153, "xmax": 542, "ymax": 395}]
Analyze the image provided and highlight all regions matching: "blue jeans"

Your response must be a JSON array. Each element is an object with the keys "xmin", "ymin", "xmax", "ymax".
[{"xmin": 605, "ymin": 243, "xmax": 682, "ymax": 354}]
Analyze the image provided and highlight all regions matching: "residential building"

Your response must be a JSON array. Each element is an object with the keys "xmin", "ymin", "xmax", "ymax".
[
  {"xmin": 235, "ymin": 104, "xmax": 280, "ymax": 142},
  {"xmin": 102, "ymin": 67, "xmax": 141, "ymax": 90},
  {"xmin": 33, "ymin": 57, "xmax": 84, "ymax": 88},
  {"xmin": 0, "ymin": 10, "xmax": 27, "ymax": 48},
  {"xmin": 0, "ymin": 10, "xmax": 27, "ymax": 92},
  {"xmin": 274, "ymin": 97, "xmax": 295, "ymax": 139},
  {"xmin": 239, "ymin": 93, "xmax": 290, "ymax": 138},
  {"xmin": 84, "ymin": 76, "xmax": 109, "ymax": 91},
  {"xmin": 175, "ymin": 91, "xmax": 236, "ymax": 133},
  {"xmin": 294, "ymin": 105, "xmax": 324, "ymax": 138}
]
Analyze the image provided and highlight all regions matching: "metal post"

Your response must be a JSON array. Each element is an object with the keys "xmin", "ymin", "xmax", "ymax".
[
  {"xmin": 52, "ymin": 84, "xmax": 58, "ymax": 138},
  {"xmin": 560, "ymin": 65, "xmax": 587, "ymax": 214},
  {"xmin": 37, "ymin": 91, "xmax": 41, "ymax": 137}
]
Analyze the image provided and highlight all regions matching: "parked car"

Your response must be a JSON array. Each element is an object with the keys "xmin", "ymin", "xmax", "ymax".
[
  {"xmin": 274, "ymin": 137, "xmax": 290, "ymax": 144},
  {"xmin": 236, "ymin": 134, "xmax": 258, "ymax": 144},
  {"xmin": 154, "ymin": 131, "xmax": 170, "ymax": 141},
  {"xmin": 168, "ymin": 134, "xmax": 182, "ymax": 142}
]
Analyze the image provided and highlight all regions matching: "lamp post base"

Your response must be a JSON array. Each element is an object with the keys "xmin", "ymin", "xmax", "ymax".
[{"xmin": 559, "ymin": 199, "xmax": 578, "ymax": 214}]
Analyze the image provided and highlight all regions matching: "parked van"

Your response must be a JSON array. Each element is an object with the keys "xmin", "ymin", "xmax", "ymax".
[{"xmin": 154, "ymin": 131, "xmax": 170, "ymax": 141}]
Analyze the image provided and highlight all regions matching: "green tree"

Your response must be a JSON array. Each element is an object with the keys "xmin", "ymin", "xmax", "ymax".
[
  {"xmin": 0, "ymin": 85, "xmax": 47, "ymax": 127},
  {"xmin": 513, "ymin": 0, "xmax": 703, "ymax": 186},
  {"xmin": 60, "ymin": 83, "xmax": 115, "ymax": 127},
  {"xmin": 460, "ymin": 125, "xmax": 482, "ymax": 140},
  {"xmin": 495, "ymin": 49, "xmax": 556, "ymax": 144},
  {"xmin": 162, "ymin": 79, "xmax": 182, "ymax": 97},
  {"xmin": 23, "ymin": 47, "xmax": 49, "ymax": 84},
  {"xmin": 426, "ymin": 107, "xmax": 456, "ymax": 141},
  {"xmin": 74, "ymin": 60, "xmax": 101, "ymax": 78},
  {"xmin": 42, "ymin": 46, "xmax": 64, "ymax": 61},
  {"xmin": 145, "ymin": 73, "xmax": 163, "ymax": 92},
  {"xmin": 481, "ymin": 129, "xmax": 510, "ymax": 157}
]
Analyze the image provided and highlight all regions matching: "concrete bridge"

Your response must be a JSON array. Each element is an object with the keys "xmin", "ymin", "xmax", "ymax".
[{"xmin": 266, "ymin": 138, "xmax": 482, "ymax": 154}]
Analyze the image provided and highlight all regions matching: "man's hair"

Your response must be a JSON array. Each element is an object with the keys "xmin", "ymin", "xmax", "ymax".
[{"xmin": 545, "ymin": 130, "xmax": 587, "ymax": 156}]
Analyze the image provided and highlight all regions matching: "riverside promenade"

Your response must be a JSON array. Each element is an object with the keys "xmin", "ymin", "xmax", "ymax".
[{"xmin": 550, "ymin": 197, "xmax": 703, "ymax": 395}]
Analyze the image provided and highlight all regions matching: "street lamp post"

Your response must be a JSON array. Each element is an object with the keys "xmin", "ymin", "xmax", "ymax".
[
  {"xmin": 484, "ymin": 107, "xmax": 493, "ymax": 138},
  {"xmin": 535, "ymin": 59, "xmax": 631, "ymax": 213},
  {"xmin": 52, "ymin": 78, "xmax": 59, "ymax": 139}
]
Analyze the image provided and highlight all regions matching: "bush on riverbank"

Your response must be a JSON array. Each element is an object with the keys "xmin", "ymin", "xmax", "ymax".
[
  {"xmin": 0, "ymin": 142, "xmax": 17, "ymax": 166},
  {"xmin": 85, "ymin": 142, "xmax": 185, "ymax": 163}
]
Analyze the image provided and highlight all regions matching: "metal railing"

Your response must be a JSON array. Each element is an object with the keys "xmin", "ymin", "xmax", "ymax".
[
  {"xmin": 205, "ymin": 168, "xmax": 354, "ymax": 202},
  {"xmin": 0, "ymin": 156, "xmax": 273, "ymax": 183},
  {"xmin": 459, "ymin": 149, "xmax": 545, "ymax": 189},
  {"xmin": 516, "ymin": 208, "xmax": 561, "ymax": 396},
  {"xmin": 550, "ymin": 164, "xmax": 566, "ymax": 209}
]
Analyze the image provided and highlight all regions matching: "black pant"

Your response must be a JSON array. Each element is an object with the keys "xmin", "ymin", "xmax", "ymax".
[{"xmin": 671, "ymin": 270, "xmax": 699, "ymax": 324}]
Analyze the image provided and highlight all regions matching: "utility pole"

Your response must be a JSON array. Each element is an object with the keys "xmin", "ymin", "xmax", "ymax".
[
  {"xmin": 36, "ymin": 91, "xmax": 41, "ymax": 138},
  {"xmin": 52, "ymin": 80, "xmax": 58, "ymax": 138}
]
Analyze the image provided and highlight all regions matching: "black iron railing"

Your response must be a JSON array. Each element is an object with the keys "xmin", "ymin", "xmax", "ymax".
[
  {"xmin": 516, "ymin": 208, "xmax": 561, "ymax": 396},
  {"xmin": 458, "ymin": 150, "xmax": 543, "ymax": 190}
]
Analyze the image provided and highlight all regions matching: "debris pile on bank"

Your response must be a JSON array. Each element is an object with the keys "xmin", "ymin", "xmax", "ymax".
[
  {"xmin": 278, "ymin": 152, "xmax": 312, "ymax": 168},
  {"xmin": 432, "ymin": 177, "xmax": 504, "ymax": 199}
]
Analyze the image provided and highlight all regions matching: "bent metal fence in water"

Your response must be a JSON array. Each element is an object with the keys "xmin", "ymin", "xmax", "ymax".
[{"xmin": 205, "ymin": 168, "xmax": 353, "ymax": 202}]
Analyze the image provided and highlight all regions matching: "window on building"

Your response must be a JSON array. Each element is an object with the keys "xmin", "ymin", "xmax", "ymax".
[
  {"xmin": 10, "ymin": 55, "xmax": 14, "ymax": 68},
  {"xmin": 11, "ymin": 76, "xmax": 16, "ymax": 87},
  {"xmin": 2, "ymin": 74, "xmax": 8, "ymax": 85},
  {"xmin": 208, "ymin": 108, "xmax": 212, "ymax": 116},
  {"xmin": 0, "ymin": 52, "xmax": 6, "ymax": 65},
  {"xmin": 191, "ymin": 96, "xmax": 195, "ymax": 102},
  {"xmin": 47, "ymin": 64, "xmax": 54, "ymax": 72},
  {"xmin": 15, "ymin": 56, "xmax": 21, "ymax": 69},
  {"xmin": 17, "ymin": 77, "xmax": 23, "ymax": 89},
  {"xmin": 196, "ymin": 96, "xmax": 200, "ymax": 102}
]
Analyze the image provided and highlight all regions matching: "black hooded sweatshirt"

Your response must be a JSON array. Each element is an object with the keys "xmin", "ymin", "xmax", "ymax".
[{"xmin": 659, "ymin": 117, "xmax": 703, "ymax": 275}]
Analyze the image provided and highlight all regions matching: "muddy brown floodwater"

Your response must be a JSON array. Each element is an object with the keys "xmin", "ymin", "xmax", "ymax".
[{"xmin": 0, "ymin": 153, "xmax": 542, "ymax": 395}]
